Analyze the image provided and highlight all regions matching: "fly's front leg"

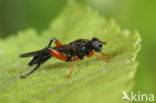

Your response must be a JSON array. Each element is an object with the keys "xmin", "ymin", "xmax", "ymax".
[
  {"xmin": 100, "ymin": 52, "xmax": 110, "ymax": 58},
  {"xmin": 94, "ymin": 53, "xmax": 110, "ymax": 63},
  {"xmin": 48, "ymin": 38, "xmax": 63, "ymax": 47},
  {"xmin": 87, "ymin": 51, "xmax": 110, "ymax": 63}
]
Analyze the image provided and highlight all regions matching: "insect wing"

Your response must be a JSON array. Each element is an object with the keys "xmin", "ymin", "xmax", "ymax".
[{"xmin": 20, "ymin": 49, "xmax": 48, "ymax": 58}]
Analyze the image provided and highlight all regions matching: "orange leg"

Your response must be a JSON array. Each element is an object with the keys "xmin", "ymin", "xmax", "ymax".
[
  {"xmin": 100, "ymin": 52, "xmax": 110, "ymax": 58},
  {"xmin": 55, "ymin": 40, "xmax": 62, "ymax": 46},
  {"xmin": 72, "ymin": 56, "xmax": 80, "ymax": 60},
  {"xmin": 68, "ymin": 59, "xmax": 74, "ymax": 78},
  {"xmin": 87, "ymin": 51, "xmax": 94, "ymax": 57},
  {"xmin": 94, "ymin": 53, "xmax": 110, "ymax": 63},
  {"xmin": 48, "ymin": 38, "xmax": 62, "ymax": 47},
  {"xmin": 49, "ymin": 48, "xmax": 80, "ymax": 78},
  {"xmin": 67, "ymin": 56, "xmax": 80, "ymax": 78},
  {"xmin": 49, "ymin": 49, "xmax": 67, "ymax": 61},
  {"xmin": 88, "ymin": 51, "xmax": 110, "ymax": 63}
]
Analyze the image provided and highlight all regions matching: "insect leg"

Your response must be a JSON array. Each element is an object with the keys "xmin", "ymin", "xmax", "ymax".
[
  {"xmin": 72, "ymin": 56, "xmax": 80, "ymax": 60},
  {"xmin": 48, "ymin": 38, "xmax": 62, "ymax": 47},
  {"xmin": 67, "ymin": 56, "xmax": 80, "ymax": 78},
  {"xmin": 49, "ymin": 49, "xmax": 68, "ymax": 61},
  {"xmin": 87, "ymin": 51, "xmax": 94, "ymax": 57},
  {"xmin": 94, "ymin": 53, "xmax": 110, "ymax": 63},
  {"xmin": 20, "ymin": 64, "xmax": 40, "ymax": 78},
  {"xmin": 68, "ymin": 58, "xmax": 74, "ymax": 78},
  {"xmin": 100, "ymin": 52, "xmax": 110, "ymax": 58},
  {"xmin": 87, "ymin": 51, "xmax": 109, "ymax": 63}
]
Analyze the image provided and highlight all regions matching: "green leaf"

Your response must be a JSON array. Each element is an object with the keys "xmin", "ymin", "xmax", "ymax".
[{"xmin": 0, "ymin": 3, "xmax": 141, "ymax": 103}]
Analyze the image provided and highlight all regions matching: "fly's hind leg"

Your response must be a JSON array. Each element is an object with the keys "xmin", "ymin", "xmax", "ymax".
[
  {"xmin": 20, "ymin": 64, "xmax": 40, "ymax": 78},
  {"xmin": 49, "ymin": 49, "xmax": 68, "ymax": 62},
  {"xmin": 48, "ymin": 38, "xmax": 62, "ymax": 47},
  {"xmin": 21, "ymin": 54, "xmax": 51, "ymax": 78}
]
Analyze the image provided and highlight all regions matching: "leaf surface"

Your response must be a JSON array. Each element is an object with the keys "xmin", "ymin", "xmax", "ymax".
[{"xmin": 0, "ymin": 3, "xmax": 141, "ymax": 103}]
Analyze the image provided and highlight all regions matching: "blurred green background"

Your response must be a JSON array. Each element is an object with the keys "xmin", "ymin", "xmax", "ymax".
[{"xmin": 0, "ymin": 0, "xmax": 155, "ymax": 96}]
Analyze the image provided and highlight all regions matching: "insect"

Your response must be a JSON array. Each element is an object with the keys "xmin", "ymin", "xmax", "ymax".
[{"xmin": 20, "ymin": 37, "xmax": 110, "ymax": 78}]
